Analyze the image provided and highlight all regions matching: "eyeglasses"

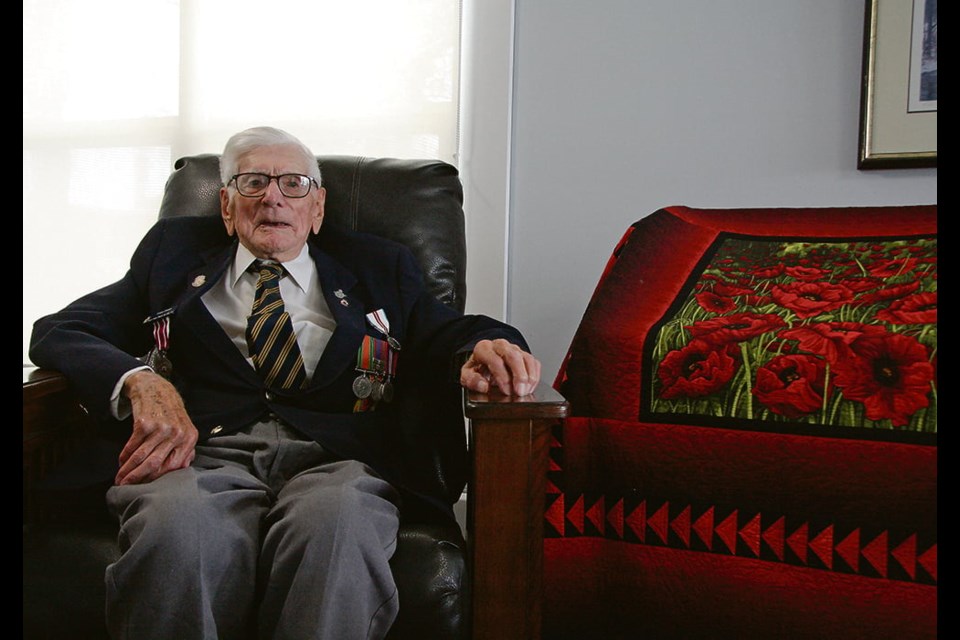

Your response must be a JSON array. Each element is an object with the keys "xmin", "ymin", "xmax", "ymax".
[{"xmin": 229, "ymin": 173, "xmax": 318, "ymax": 198}]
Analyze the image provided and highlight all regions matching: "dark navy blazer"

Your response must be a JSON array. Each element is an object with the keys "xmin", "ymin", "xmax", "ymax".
[{"xmin": 30, "ymin": 216, "xmax": 527, "ymax": 512}]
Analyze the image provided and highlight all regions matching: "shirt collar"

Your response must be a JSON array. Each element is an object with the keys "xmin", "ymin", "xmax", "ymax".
[{"xmin": 232, "ymin": 242, "xmax": 312, "ymax": 294}]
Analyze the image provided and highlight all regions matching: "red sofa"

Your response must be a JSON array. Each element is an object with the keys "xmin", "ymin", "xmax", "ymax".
[{"xmin": 547, "ymin": 205, "xmax": 937, "ymax": 639}]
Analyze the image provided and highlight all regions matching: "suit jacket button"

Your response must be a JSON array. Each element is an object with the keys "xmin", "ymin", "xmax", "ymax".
[{"xmin": 211, "ymin": 426, "xmax": 223, "ymax": 435}]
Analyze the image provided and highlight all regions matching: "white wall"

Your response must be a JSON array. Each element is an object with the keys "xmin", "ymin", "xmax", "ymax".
[
  {"xmin": 507, "ymin": 0, "xmax": 937, "ymax": 382},
  {"xmin": 460, "ymin": 0, "xmax": 515, "ymax": 321}
]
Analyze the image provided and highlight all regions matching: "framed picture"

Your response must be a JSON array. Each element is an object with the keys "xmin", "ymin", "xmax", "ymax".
[{"xmin": 858, "ymin": 0, "xmax": 937, "ymax": 169}]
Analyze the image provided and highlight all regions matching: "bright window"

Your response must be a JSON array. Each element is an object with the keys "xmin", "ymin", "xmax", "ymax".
[{"xmin": 23, "ymin": 0, "xmax": 463, "ymax": 361}]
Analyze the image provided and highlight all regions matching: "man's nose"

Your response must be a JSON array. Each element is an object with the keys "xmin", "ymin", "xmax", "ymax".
[{"xmin": 260, "ymin": 177, "xmax": 284, "ymax": 204}]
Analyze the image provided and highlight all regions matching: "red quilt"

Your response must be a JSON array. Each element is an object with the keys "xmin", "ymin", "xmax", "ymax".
[{"xmin": 548, "ymin": 206, "xmax": 937, "ymax": 639}]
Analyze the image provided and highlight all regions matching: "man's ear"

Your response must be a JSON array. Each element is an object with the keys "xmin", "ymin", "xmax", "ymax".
[
  {"xmin": 311, "ymin": 187, "xmax": 326, "ymax": 234},
  {"xmin": 220, "ymin": 187, "xmax": 235, "ymax": 236}
]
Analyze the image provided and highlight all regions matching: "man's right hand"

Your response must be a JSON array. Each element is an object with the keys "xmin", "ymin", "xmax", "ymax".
[{"xmin": 116, "ymin": 370, "xmax": 198, "ymax": 486}]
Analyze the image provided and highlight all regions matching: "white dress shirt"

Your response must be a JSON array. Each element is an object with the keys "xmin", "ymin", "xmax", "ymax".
[
  {"xmin": 201, "ymin": 242, "xmax": 336, "ymax": 379},
  {"xmin": 112, "ymin": 242, "xmax": 336, "ymax": 418}
]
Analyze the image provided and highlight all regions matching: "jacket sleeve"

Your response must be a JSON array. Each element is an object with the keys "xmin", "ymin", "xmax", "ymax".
[
  {"xmin": 394, "ymin": 246, "xmax": 530, "ymax": 383},
  {"xmin": 29, "ymin": 221, "xmax": 168, "ymax": 417}
]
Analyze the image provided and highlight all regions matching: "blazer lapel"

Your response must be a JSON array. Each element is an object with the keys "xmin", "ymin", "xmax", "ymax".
[
  {"xmin": 172, "ymin": 242, "xmax": 260, "ymax": 382},
  {"xmin": 306, "ymin": 245, "xmax": 366, "ymax": 389},
  {"xmin": 161, "ymin": 237, "xmax": 371, "ymax": 391}
]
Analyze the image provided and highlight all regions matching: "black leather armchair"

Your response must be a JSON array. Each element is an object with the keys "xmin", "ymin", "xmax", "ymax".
[{"xmin": 23, "ymin": 155, "xmax": 567, "ymax": 640}]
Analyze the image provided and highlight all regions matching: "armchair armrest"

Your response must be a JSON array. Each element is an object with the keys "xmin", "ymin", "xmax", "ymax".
[
  {"xmin": 23, "ymin": 367, "xmax": 97, "ymax": 525},
  {"xmin": 464, "ymin": 383, "xmax": 569, "ymax": 640}
]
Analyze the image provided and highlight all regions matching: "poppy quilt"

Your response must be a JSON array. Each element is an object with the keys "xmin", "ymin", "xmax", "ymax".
[{"xmin": 548, "ymin": 205, "xmax": 937, "ymax": 639}]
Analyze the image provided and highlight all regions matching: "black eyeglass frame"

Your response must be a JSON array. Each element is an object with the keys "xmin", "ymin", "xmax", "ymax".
[{"xmin": 228, "ymin": 173, "xmax": 320, "ymax": 199}]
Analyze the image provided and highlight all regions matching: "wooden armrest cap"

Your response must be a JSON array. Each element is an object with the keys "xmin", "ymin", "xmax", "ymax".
[{"xmin": 463, "ymin": 382, "xmax": 568, "ymax": 420}]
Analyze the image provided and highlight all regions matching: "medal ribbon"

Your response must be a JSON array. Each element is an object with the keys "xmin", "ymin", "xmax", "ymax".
[
  {"xmin": 143, "ymin": 308, "xmax": 175, "ymax": 353},
  {"xmin": 152, "ymin": 316, "xmax": 171, "ymax": 352},
  {"xmin": 366, "ymin": 309, "xmax": 390, "ymax": 336},
  {"xmin": 365, "ymin": 309, "xmax": 401, "ymax": 350},
  {"xmin": 355, "ymin": 335, "xmax": 397, "ymax": 377}
]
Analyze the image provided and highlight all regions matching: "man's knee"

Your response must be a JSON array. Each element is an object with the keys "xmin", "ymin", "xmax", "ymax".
[
  {"xmin": 271, "ymin": 461, "xmax": 400, "ymax": 548},
  {"xmin": 110, "ymin": 467, "xmax": 267, "ymax": 553}
]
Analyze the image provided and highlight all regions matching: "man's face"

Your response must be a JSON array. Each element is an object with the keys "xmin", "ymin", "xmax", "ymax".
[{"xmin": 220, "ymin": 145, "xmax": 326, "ymax": 262}]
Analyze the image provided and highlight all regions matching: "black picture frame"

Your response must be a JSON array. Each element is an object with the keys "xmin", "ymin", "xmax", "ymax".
[{"xmin": 857, "ymin": 0, "xmax": 937, "ymax": 170}]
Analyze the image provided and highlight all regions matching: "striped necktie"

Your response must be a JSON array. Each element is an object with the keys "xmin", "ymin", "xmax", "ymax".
[{"xmin": 246, "ymin": 261, "xmax": 307, "ymax": 390}]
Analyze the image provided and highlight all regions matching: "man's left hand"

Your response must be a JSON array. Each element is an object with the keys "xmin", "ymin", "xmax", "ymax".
[{"xmin": 460, "ymin": 338, "xmax": 541, "ymax": 396}]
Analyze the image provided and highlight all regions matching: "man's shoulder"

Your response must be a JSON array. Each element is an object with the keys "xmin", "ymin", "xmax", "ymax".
[
  {"xmin": 126, "ymin": 216, "xmax": 232, "ymax": 276},
  {"xmin": 143, "ymin": 216, "xmax": 231, "ymax": 252},
  {"xmin": 155, "ymin": 214, "xmax": 228, "ymax": 236},
  {"xmin": 314, "ymin": 223, "xmax": 407, "ymax": 264}
]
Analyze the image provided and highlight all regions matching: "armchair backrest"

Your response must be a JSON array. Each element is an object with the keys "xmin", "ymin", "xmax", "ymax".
[
  {"xmin": 158, "ymin": 154, "xmax": 467, "ymax": 312},
  {"xmin": 157, "ymin": 154, "xmax": 470, "ymax": 515}
]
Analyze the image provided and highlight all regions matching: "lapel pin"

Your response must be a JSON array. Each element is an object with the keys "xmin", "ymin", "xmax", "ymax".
[
  {"xmin": 340, "ymin": 299, "xmax": 350, "ymax": 307},
  {"xmin": 334, "ymin": 289, "xmax": 346, "ymax": 299},
  {"xmin": 191, "ymin": 275, "xmax": 206, "ymax": 288}
]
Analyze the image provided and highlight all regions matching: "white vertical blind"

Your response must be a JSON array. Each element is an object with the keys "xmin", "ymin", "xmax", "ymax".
[{"xmin": 23, "ymin": 0, "xmax": 462, "ymax": 361}]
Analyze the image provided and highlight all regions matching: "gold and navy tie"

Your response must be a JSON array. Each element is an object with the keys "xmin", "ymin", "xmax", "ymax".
[{"xmin": 246, "ymin": 261, "xmax": 307, "ymax": 389}]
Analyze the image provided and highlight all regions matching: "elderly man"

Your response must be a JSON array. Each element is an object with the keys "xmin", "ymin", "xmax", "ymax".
[{"xmin": 30, "ymin": 126, "xmax": 540, "ymax": 640}]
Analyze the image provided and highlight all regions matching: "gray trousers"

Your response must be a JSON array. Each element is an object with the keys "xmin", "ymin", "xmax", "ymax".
[{"xmin": 105, "ymin": 419, "xmax": 401, "ymax": 640}]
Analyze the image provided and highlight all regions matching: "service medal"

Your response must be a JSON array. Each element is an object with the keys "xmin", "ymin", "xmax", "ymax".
[
  {"xmin": 142, "ymin": 309, "xmax": 176, "ymax": 379},
  {"xmin": 155, "ymin": 353, "xmax": 174, "ymax": 378},
  {"xmin": 380, "ymin": 380, "xmax": 395, "ymax": 403},
  {"xmin": 366, "ymin": 309, "xmax": 402, "ymax": 351},
  {"xmin": 352, "ymin": 375, "xmax": 373, "ymax": 399}
]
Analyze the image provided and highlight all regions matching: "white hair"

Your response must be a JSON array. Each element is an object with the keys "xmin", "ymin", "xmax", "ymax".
[{"xmin": 219, "ymin": 126, "xmax": 321, "ymax": 186}]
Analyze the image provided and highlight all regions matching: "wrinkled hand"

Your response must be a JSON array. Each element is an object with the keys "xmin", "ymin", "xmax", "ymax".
[
  {"xmin": 116, "ymin": 370, "xmax": 198, "ymax": 485},
  {"xmin": 460, "ymin": 338, "xmax": 541, "ymax": 396}
]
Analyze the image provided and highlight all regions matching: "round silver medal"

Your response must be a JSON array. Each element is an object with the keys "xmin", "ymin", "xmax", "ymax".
[
  {"xmin": 155, "ymin": 354, "xmax": 173, "ymax": 378},
  {"xmin": 380, "ymin": 380, "xmax": 394, "ymax": 403},
  {"xmin": 352, "ymin": 375, "xmax": 373, "ymax": 399}
]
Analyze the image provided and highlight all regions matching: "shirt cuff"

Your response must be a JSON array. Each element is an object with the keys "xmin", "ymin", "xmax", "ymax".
[{"xmin": 110, "ymin": 365, "xmax": 152, "ymax": 420}]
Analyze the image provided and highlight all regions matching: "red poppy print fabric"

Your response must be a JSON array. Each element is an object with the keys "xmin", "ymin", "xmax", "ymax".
[
  {"xmin": 647, "ymin": 235, "xmax": 937, "ymax": 434},
  {"xmin": 556, "ymin": 205, "xmax": 938, "ymax": 444}
]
